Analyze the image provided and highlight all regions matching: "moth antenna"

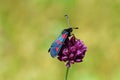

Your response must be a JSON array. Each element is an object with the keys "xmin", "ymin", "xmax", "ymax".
[
  {"xmin": 73, "ymin": 27, "xmax": 78, "ymax": 29},
  {"xmin": 64, "ymin": 14, "xmax": 71, "ymax": 28}
]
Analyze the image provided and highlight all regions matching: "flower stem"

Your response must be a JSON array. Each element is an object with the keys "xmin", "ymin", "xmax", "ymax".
[{"xmin": 65, "ymin": 67, "xmax": 70, "ymax": 80}]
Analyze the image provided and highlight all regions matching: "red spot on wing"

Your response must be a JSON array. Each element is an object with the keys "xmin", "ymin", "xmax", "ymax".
[
  {"xmin": 55, "ymin": 47, "xmax": 59, "ymax": 51},
  {"xmin": 62, "ymin": 34, "xmax": 67, "ymax": 39},
  {"xmin": 56, "ymin": 40, "xmax": 62, "ymax": 44}
]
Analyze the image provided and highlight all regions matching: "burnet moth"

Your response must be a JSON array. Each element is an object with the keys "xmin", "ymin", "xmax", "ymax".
[{"xmin": 48, "ymin": 15, "xmax": 78, "ymax": 58}]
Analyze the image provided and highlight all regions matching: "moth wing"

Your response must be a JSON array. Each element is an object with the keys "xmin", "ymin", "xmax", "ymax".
[{"xmin": 49, "ymin": 32, "xmax": 68, "ymax": 58}]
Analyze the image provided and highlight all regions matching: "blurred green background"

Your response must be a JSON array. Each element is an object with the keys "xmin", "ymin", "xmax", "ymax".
[{"xmin": 0, "ymin": 0, "xmax": 120, "ymax": 80}]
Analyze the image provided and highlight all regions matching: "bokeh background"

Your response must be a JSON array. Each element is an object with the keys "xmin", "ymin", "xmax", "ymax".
[{"xmin": 0, "ymin": 0, "xmax": 120, "ymax": 80}]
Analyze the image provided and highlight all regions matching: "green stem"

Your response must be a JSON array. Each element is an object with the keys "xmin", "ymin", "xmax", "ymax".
[{"xmin": 65, "ymin": 67, "xmax": 70, "ymax": 80}]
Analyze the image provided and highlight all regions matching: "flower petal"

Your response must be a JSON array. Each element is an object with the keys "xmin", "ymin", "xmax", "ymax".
[
  {"xmin": 70, "ymin": 46, "xmax": 76, "ymax": 53},
  {"xmin": 61, "ymin": 56, "xmax": 68, "ymax": 61},
  {"xmin": 75, "ymin": 59, "xmax": 82, "ymax": 62},
  {"xmin": 63, "ymin": 48, "xmax": 69, "ymax": 55},
  {"xmin": 66, "ymin": 62, "xmax": 71, "ymax": 68},
  {"xmin": 69, "ymin": 53, "xmax": 74, "ymax": 59}
]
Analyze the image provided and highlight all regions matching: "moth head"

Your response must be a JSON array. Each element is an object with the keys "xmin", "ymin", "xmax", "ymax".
[{"xmin": 64, "ymin": 27, "xmax": 78, "ymax": 33}]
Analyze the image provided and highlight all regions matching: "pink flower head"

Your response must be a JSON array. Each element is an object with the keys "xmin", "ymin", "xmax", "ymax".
[{"xmin": 58, "ymin": 35, "xmax": 87, "ymax": 67}]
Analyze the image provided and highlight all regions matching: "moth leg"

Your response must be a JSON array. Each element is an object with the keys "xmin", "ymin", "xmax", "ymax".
[
  {"xmin": 71, "ymin": 33, "xmax": 74, "ymax": 36},
  {"xmin": 48, "ymin": 48, "xmax": 50, "ymax": 52}
]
